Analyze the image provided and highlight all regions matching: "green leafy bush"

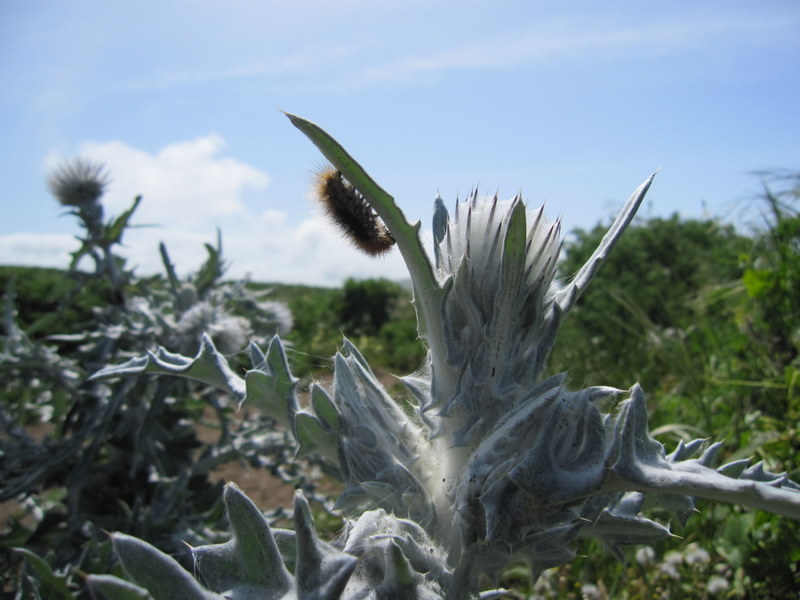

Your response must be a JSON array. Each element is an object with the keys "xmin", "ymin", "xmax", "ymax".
[{"xmin": 540, "ymin": 174, "xmax": 800, "ymax": 598}]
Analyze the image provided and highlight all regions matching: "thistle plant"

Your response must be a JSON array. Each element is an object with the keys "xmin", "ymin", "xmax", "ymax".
[
  {"xmin": 1, "ymin": 160, "xmax": 300, "ymax": 595},
  {"xmin": 90, "ymin": 114, "xmax": 800, "ymax": 599},
  {"xmin": 48, "ymin": 158, "xmax": 137, "ymax": 302},
  {"xmin": 0, "ymin": 279, "xmax": 81, "ymax": 425}
]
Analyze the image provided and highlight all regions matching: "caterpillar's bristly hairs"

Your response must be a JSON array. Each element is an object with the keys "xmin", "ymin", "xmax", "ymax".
[{"xmin": 312, "ymin": 165, "xmax": 396, "ymax": 256}]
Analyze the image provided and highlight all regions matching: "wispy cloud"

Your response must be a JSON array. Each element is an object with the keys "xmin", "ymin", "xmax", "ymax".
[
  {"xmin": 349, "ymin": 15, "xmax": 794, "ymax": 85},
  {"xmin": 92, "ymin": 7, "xmax": 796, "ymax": 96},
  {"xmin": 113, "ymin": 44, "xmax": 356, "ymax": 92}
]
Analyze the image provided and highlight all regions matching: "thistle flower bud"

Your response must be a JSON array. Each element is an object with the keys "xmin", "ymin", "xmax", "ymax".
[
  {"xmin": 47, "ymin": 158, "xmax": 109, "ymax": 210},
  {"xmin": 175, "ymin": 301, "xmax": 251, "ymax": 355}
]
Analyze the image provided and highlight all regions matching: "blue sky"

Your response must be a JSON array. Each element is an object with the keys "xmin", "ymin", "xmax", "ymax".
[{"xmin": 1, "ymin": 1, "xmax": 798, "ymax": 286}]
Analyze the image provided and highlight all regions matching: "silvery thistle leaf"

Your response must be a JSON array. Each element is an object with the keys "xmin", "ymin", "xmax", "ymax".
[
  {"xmin": 90, "ymin": 483, "xmax": 447, "ymax": 600},
  {"xmin": 88, "ymin": 484, "xmax": 357, "ymax": 600},
  {"xmin": 94, "ymin": 113, "xmax": 800, "ymax": 599}
]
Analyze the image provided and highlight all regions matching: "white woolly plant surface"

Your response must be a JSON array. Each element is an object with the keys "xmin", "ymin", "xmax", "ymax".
[{"xmin": 92, "ymin": 114, "xmax": 800, "ymax": 600}]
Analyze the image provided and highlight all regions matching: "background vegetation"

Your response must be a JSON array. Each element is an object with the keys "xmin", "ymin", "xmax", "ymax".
[{"xmin": 1, "ymin": 172, "xmax": 798, "ymax": 597}]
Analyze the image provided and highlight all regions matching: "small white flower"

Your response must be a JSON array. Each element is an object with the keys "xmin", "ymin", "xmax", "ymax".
[
  {"xmin": 658, "ymin": 562, "xmax": 680, "ymax": 579},
  {"xmin": 706, "ymin": 575, "xmax": 730, "ymax": 595},
  {"xmin": 635, "ymin": 545, "xmax": 656, "ymax": 565},
  {"xmin": 684, "ymin": 543, "xmax": 710, "ymax": 565},
  {"xmin": 659, "ymin": 551, "xmax": 683, "ymax": 579},
  {"xmin": 580, "ymin": 583, "xmax": 600, "ymax": 599}
]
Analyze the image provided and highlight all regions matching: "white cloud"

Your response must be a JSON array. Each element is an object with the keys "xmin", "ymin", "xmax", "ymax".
[
  {"xmin": 10, "ymin": 136, "xmax": 414, "ymax": 287},
  {"xmin": 0, "ymin": 233, "xmax": 76, "ymax": 270},
  {"xmin": 110, "ymin": 202, "xmax": 413, "ymax": 286},
  {"xmin": 74, "ymin": 135, "xmax": 269, "ymax": 229}
]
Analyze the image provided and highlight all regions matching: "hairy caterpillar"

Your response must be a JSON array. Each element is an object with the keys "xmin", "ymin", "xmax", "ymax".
[{"xmin": 312, "ymin": 165, "xmax": 396, "ymax": 256}]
